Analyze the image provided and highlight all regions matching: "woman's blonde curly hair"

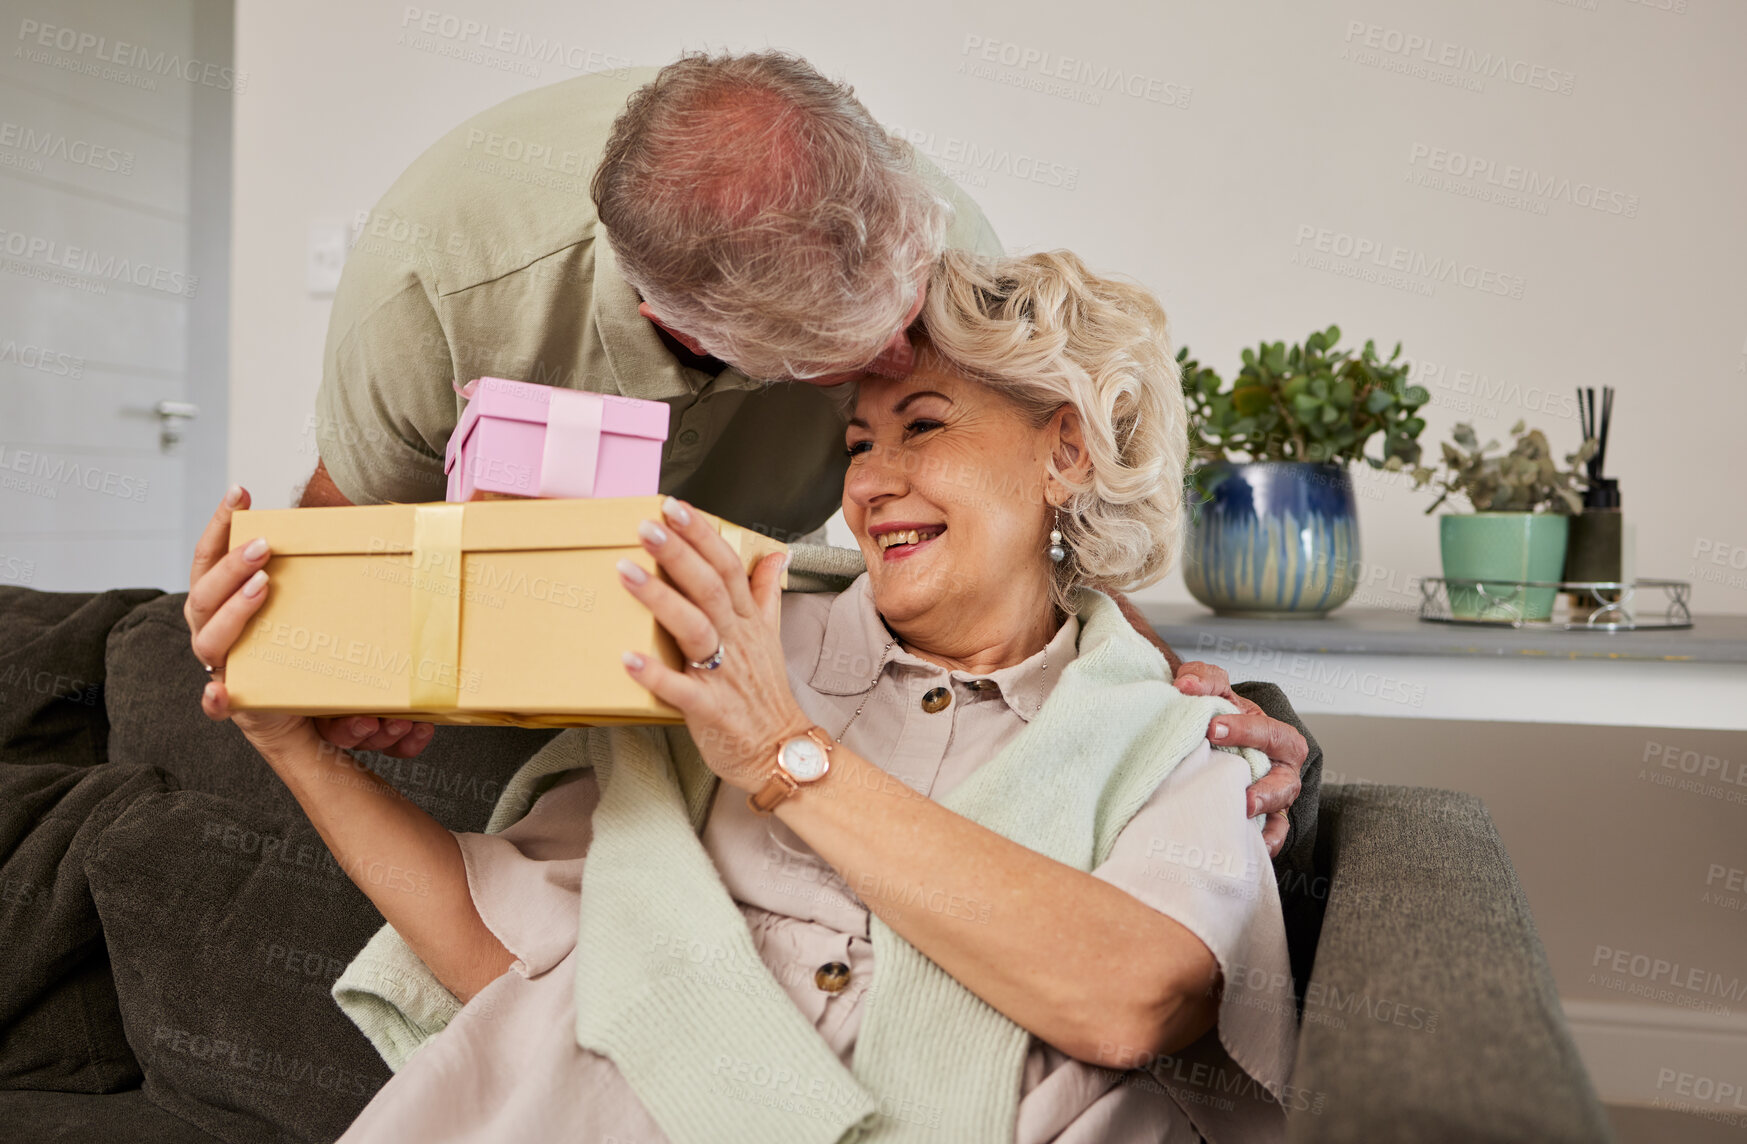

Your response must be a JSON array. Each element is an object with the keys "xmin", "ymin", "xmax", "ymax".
[{"xmin": 916, "ymin": 249, "xmax": 1189, "ymax": 611}]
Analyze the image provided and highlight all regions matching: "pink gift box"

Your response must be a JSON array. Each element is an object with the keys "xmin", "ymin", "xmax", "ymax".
[{"xmin": 444, "ymin": 377, "xmax": 670, "ymax": 502}]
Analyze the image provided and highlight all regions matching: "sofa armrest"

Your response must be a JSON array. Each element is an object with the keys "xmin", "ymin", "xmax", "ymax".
[{"xmin": 1288, "ymin": 784, "xmax": 1611, "ymax": 1144}]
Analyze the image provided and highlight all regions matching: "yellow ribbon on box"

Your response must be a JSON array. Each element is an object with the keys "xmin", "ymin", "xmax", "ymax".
[
  {"xmin": 389, "ymin": 503, "xmax": 788, "ymax": 727},
  {"xmin": 407, "ymin": 503, "xmax": 465, "ymax": 711}
]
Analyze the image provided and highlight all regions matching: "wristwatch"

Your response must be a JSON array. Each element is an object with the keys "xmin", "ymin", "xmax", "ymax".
[{"xmin": 747, "ymin": 727, "xmax": 835, "ymax": 815}]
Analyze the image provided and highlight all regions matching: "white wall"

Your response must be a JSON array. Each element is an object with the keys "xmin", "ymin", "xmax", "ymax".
[
  {"xmin": 230, "ymin": 0, "xmax": 1747, "ymax": 614},
  {"xmin": 0, "ymin": 0, "xmax": 231, "ymax": 591}
]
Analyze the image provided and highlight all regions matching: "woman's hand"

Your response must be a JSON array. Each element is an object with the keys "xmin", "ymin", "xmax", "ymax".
[
  {"xmin": 616, "ymin": 497, "xmax": 807, "ymax": 791},
  {"xmin": 186, "ymin": 486, "xmax": 311, "ymax": 752}
]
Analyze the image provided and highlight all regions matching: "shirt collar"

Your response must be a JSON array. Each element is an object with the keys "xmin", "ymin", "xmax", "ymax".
[
  {"xmin": 590, "ymin": 225, "xmax": 766, "ymax": 401},
  {"xmin": 806, "ymin": 574, "xmax": 1080, "ymax": 724}
]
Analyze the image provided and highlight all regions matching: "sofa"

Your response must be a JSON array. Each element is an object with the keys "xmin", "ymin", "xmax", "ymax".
[{"xmin": 0, "ymin": 584, "xmax": 1612, "ymax": 1143}]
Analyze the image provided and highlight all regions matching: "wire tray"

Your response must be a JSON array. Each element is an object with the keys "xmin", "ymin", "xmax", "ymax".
[{"xmin": 1418, "ymin": 577, "xmax": 1693, "ymax": 631}]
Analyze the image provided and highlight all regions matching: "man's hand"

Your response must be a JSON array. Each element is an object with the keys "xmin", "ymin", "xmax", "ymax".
[
  {"xmin": 313, "ymin": 715, "xmax": 434, "ymax": 759},
  {"xmin": 1175, "ymin": 660, "xmax": 1309, "ymax": 859}
]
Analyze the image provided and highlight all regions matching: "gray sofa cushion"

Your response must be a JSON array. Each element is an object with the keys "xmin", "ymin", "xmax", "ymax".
[{"xmin": 1288, "ymin": 784, "xmax": 1611, "ymax": 1143}]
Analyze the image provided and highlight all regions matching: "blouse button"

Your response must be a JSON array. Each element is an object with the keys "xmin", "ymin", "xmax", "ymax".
[
  {"xmin": 814, "ymin": 961, "xmax": 852, "ymax": 993},
  {"xmin": 966, "ymin": 679, "xmax": 998, "ymax": 692},
  {"xmin": 921, "ymin": 686, "xmax": 951, "ymax": 713}
]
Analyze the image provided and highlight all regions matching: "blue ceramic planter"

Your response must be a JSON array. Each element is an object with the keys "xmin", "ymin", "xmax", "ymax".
[{"xmin": 1183, "ymin": 462, "xmax": 1360, "ymax": 618}]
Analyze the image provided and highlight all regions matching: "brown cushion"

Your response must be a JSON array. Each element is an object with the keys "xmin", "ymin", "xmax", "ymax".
[
  {"xmin": 0, "ymin": 761, "xmax": 173, "ymax": 1095},
  {"xmin": 0, "ymin": 585, "xmax": 170, "ymax": 1095},
  {"xmin": 92, "ymin": 590, "xmax": 561, "ymax": 1139},
  {"xmin": 87, "ymin": 790, "xmax": 389, "ymax": 1144},
  {"xmin": 0, "ymin": 586, "xmax": 162, "ymax": 768},
  {"xmin": 0, "ymin": 1086, "xmax": 225, "ymax": 1143}
]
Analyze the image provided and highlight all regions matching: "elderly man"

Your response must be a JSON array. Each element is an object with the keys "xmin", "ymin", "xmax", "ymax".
[{"xmin": 295, "ymin": 51, "xmax": 1315, "ymax": 866}]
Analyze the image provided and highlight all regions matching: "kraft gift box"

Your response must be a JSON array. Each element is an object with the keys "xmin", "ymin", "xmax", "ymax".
[
  {"xmin": 223, "ymin": 496, "xmax": 785, "ymax": 726},
  {"xmin": 443, "ymin": 376, "xmax": 670, "ymax": 502}
]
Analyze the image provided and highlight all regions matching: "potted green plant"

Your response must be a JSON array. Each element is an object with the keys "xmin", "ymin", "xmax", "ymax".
[
  {"xmin": 1419, "ymin": 421, "xmax": 1595, "ymax": 621},
  {"xmin": 1179, "ymin": 326, "xmax": 1429, "ymax": 617}
]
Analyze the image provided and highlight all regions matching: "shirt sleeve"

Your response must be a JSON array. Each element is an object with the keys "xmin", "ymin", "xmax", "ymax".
[
  {"xmin": 1091, "ymin": 739, "xmax": 1298, "ymax": 1106},
  {"xmin": 313, "ymin": 249, "xmax": 458, "ymax": 505},
  {"xmin": 451, "ymin": 769, "xmax": 599, "ymax": 980}
]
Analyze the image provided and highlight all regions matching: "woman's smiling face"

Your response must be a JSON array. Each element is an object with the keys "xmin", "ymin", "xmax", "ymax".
[{"xmin": 843, "ymin": 365, "xmax": 1061, "ymax": 640}]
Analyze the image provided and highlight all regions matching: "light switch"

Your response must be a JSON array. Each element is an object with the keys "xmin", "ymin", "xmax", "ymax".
[{"xmin": 306, "ymin": 220, "xmax": 348, "ymax": 296}]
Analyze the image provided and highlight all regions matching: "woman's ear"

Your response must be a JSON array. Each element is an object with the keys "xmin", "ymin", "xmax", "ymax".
[{"xmin": 1049, "ymin": 405, "xmax": 1093, "ymax": 491}]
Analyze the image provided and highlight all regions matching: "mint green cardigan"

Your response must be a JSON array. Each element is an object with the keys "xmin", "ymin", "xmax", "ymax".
[{"xmin": 333, "ymin": 587, "xmax": 1265, "ymax": 1144}]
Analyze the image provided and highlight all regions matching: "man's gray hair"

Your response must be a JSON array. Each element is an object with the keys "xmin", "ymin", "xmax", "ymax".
[{"xmin": 592, "ymin": 51, "xmax": 950, "ymax": 381}]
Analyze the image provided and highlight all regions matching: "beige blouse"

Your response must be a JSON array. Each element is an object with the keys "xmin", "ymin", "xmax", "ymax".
[{"xmin": 336, "ymin": 577, "xmax": 1297, "ymax": 1142}]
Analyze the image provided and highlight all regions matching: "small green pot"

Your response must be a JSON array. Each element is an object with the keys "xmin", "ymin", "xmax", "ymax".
[{"xmin": 1439, "ymin": 513, "xmax": 1570, "ymax": 621}]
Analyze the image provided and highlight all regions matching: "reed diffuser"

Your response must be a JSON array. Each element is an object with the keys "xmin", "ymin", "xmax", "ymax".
[{"xmin": 1562, "ymin": 387, "xmax": 1624, "ymax": 604}]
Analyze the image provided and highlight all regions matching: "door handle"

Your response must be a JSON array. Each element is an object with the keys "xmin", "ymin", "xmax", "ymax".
[{"xmin": 154, "ymin": 400, "xmax": 199, "ymax": 453}]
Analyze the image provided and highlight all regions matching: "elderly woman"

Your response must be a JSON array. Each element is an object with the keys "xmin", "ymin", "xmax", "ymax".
[{"xmin": 187, "ymin": 250, "xmax": 1296, "ymax": 1142}]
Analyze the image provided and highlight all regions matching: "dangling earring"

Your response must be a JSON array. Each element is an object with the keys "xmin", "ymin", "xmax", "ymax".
[{"xmin": 1047, "ymin": 507, "xmax": 1068, "ymax": 563}]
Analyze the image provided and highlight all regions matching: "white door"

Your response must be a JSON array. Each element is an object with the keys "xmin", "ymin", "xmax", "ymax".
[{"xmin": 0, "ymin": 0, "xmax": 231, "ymax": 593}]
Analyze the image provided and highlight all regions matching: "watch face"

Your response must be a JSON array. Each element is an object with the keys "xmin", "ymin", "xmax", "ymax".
[{"xmin": 779, "ymin": 736, "xmax": 829, "ymax": 782}]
